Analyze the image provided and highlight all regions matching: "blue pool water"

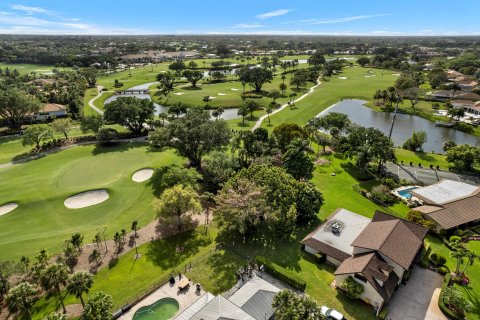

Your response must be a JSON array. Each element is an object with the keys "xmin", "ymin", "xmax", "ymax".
[{"xmin": 398, "ymin": 187, "xmax": 418, "ymax": 200}]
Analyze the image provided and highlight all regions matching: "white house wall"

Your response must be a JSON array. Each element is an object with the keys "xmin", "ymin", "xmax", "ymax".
[
  {"xmin": 335, "ymin": 274, "xmax": 384, "ymax": 311},
  {"xmin": 378, "ymin": 253, "xmax": 405, "ymax": 282}
]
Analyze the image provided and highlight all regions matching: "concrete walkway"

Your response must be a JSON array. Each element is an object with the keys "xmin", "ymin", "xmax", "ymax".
[
  {"xmin": 387, "ymin": 267, "xmax": 447, "ymax": 320},
  {"xmin": 88, "ymin": 85, "xmax": 106, "ymax": 115},
  {"xmin": 252, "ymin": 77, "xmax": 322, "ymax": 130}
]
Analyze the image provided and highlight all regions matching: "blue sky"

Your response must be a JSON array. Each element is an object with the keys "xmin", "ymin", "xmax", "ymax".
[{"xmin": 0, "ymin": 0, "xmax": 479, "ymax": 35}]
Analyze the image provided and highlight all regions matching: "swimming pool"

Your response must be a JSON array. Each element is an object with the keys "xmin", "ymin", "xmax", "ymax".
[
  {"xmin": 397, "ymin": 187, "xmax": 418, "ymax": 200},
  {"xmin": 132, "ymin": 297, "xmax": 179, "ymax": 320}
]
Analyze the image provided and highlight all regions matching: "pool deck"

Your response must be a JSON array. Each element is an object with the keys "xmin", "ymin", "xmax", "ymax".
[{"xmin": 119, "ymin": 275, "xmax": 207, "ymax": 320}]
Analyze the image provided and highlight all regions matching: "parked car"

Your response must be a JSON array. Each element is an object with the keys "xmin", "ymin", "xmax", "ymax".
[{"xmin": 321, "ymin": 306, "xmax": 344, "ymax": 320}]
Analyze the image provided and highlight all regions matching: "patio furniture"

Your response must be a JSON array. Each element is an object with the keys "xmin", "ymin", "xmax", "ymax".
[{"xmin": 178, "ymin": 278, "xmax": 190, "ymax": 291}]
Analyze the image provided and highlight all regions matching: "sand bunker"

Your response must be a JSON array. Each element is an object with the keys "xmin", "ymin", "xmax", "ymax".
[
  {"xmin": 173, "ymin": 92, "xmax": 185, "ymax": 96},
  {"xmin": 0, "ymin": 203, "xmax": 18, "ymax": 216},
  {"xmin": 392, "ymin": 73, "xmax": 401, "ymax": 76},
  {"xmin": 209, "ymin": 96, "xmax": 216, "ymax": 99},
  {"xmin": 217, "ymin": 93, "xmax": 227, "ymax": 96},
  {"xmin": 231, "ymin": 88, "xmax": 240, "ymax": 91},
  {"xmin": 132, "ymin": 168, "xmax": 154, "ymax": 182},
  {"xmin": 338, "ymin": 77, "xmax": 348, "ymax": 80},
  {"xmin": 64, "ymin": 190, "xmax": 109, "ymax": 209}
]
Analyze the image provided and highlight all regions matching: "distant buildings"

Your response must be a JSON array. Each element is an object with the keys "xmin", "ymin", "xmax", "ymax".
[{"xmin": 34, "ymin": 103, "xmax": 67, "ymax": 121}]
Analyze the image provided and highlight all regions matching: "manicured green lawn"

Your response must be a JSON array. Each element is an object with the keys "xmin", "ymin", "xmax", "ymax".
[
  {"xmin": 0, "ymin": 124, "xmax": 126, "ymax": 165},
  {"xmin": 0, "ymin": 63, "xmax": 71, "ymax": 75},
  {"xmin": 394, "ymin": 148, "xmax": 450, "ymax": 170},
  {"xmin": 262, "ymin": 66, "xmax": 397, "ymax": 130},
  {"xmin": 30, "ymin": 227, "xmax": 218, "ymax": 319},
  {"xmin": 0, "ymin": 143, "xmax": 183, "ymax": 259}
]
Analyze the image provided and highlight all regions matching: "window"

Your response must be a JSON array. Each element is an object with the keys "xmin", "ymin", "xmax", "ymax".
[{"xmin": 354, "ymin": 273, "xmax": 367, "ymax": 283}]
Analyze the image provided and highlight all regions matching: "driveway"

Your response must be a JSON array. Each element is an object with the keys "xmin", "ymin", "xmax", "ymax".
[
  {"xmin": 384, "ymin": 162, "xmax": 480, "ymax": 186},
  {"xmin": 387, "ymin": 267, "xmax": 447, "ymax": 320}
]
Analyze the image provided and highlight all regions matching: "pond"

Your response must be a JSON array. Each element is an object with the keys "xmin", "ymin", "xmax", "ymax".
[
  {"xmin": 104, "ymin": 82, "xmax": 240, "ymax": 120},
  {"xmin": 317, "ymin": 99, "xmax": 479, "ymax": 153}
]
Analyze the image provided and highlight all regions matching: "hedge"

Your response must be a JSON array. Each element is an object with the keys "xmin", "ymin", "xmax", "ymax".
[
  {"xmin": 256, "ymin": 256, "xmax": 306, "ymax": 291},
  {"xmin": 377, "ymin": 306, "xmax": 388, "ymax": 320},
  {"xmin": 438, "ymin": 274, "xmax": 463, "ymax": 320}
]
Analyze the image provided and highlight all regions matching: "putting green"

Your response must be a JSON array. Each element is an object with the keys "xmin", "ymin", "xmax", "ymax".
[{"xmin": 0, "ymin": 143, "xmax": 182, "ymax": 259}]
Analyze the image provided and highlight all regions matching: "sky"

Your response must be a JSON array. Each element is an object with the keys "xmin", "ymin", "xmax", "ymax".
[{"xmin": 0, "ymin": 0, "xmax": 479, "ymax": 36}]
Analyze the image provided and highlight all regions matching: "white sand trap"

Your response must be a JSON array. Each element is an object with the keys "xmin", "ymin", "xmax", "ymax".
[
  {"xmin": 231, "ymin": 88, "xmax": 240, "ymax": 91},
  {"xmin": 0, "ymin": 203, "xmax": 18, "ymax": 216},
  {"xmin": 338, "ymin": 77, "xmax": 348, "ymax": 80},
  {"xmin": 217, "ymin": 93, "xmax": 227, "ymax": 96},
  {"xmin": 64, "ymin": 190, "xmax": 109, "ymax": 209},
  {"xmin": 173, "ymin": 92, "xmax": 185, "ymax": 96},
  {"xmin": 392, "ymin": 73, "xmax": 401, "ymax": 76},
  {"xmin": 132, "ymin": 168, "xmax": 154, "ymax": 182},
  {"xmin": 209, "ymin": 96, "xmax": 217, "ymax": 99},
  {"xmin": 364, "ymin": 75, "xmax": 371, "ymax": 78}
]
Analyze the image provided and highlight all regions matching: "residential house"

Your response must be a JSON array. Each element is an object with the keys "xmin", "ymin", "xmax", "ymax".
[
  {"xmin": 411, "ymin": 179, "xmax": 480, "ymax": 230},
  {"xmin": 451, "ymin": 100, "xmax": 480, "ymax": 116},
  {"xmin": 34, "ymin": 103, "xmax": 67, "ymax": 121},
  {"xmin": 174, "ymin": 275, "xmax": 280, "ymax": 320},
  {"xmin": 427, "ymin": 90, "xmax": 480, "ymax": 101},
  {"xmin": 301, "ymin": 209, "xmax": 427, "ymax": 314}
]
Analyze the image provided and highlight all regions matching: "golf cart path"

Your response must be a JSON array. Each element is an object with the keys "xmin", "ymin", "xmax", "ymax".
[
  {"xmin": 252, "ymin": 77, "xmax": 322, "ymax": 130},
  {"xmin": 88, "ymin": 85, "xmax": 106, "ymax": 115}
]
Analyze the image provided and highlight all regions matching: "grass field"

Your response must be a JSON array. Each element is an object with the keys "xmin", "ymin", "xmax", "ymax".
[
  {"xmin": 0, "ymin": 124, "xmax": 126, "ymax": 165},
  {"xmin": 261, "ymin": 66, "xmax": 398, "ymax": 130},
  {"xmin": 0, "ymin": 143, "xmax": 182, "ymax": 259},
  {"xmin": 0, "ymin": 63, "xmax": 71, "ymax": 75},
  {"xmin": 30, "ymin": 227, "xmax": 219, "ymax": 319}
]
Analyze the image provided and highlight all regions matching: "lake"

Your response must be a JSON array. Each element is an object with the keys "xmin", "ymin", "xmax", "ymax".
[
  {"xmin": 317, "ymin": 99, "xmax": 479, "ymax": 153},
  {"xmin": 104, "ymin": 82, "xmax": 240, "ymax": 120}
]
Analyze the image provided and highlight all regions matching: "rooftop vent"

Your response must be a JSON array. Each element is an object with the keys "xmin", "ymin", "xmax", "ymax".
[{"xmin": 324, "ymin": 220, "xmax": 344, "ymax": 236}]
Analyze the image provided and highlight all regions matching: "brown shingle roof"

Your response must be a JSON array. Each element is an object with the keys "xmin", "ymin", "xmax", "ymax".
[
  {"xmin": 335, "ymin": 252, "xmax": 399, "ymax": 302},
  {"xmin": 351, "ymin": 211, "xmax": 427, "ymax": 269},
  {"xmin": 301, "ymin": 237, "xmax": 351, "ymax": 262},
  {"xmin": 426, "ymin": 194, "xmax": 480, "ymax": 229}
]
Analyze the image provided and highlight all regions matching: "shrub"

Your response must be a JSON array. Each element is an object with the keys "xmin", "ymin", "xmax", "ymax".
[
  {"xmin": 430, "ymin": 252, "xmax": 439, "ymax": 265},
  {"xmin": 377, "ymin": 306, "xmax": 389, "ymax": 320},
  {"xmin": 371, "ymin": 184, "xmax": 397, "ymax": 206},
  {"xmin": 406, "ymin": 210, "xmax": 436, "ymax": 230},
  {"xmin": 339, "ymin": 276, "xmax": 364, "ymax": 299},
  {"xmin": 256, "ymin": 256, "xmax": 306, "ymax": 291},
  {"xmin": 97, "ymin": 128, "xmax": 119, "ymax": 144},
  {"xmin": 449, "ymin": 236, "xmax": 462, "ymax": 244},
  {"xmin": 381, "ymin": 177, "xmax": 399, "ymax": 189},
  {"xmin": 438, "ymin": 266, "xmax": 449, "ymax": 275},
  {"xmin": 430, "ymin": 253, "xmax": 447, "ymax": 267}
]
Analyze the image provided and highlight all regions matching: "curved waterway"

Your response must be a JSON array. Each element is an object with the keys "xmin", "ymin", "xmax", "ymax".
[
  {"xmin": 317, "ymin": 99, "xmax": 478, "ymax": 153},
  {"xmin": 104, "ymin": 82, "xmax": 240, "ymax": 120}
]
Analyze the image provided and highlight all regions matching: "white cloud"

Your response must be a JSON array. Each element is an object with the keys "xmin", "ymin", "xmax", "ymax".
[
  {"xmin": 11, "ymin": 4, "xmax": 55, "ymax": 15},
  {"xmin": 256, "ymin": 9, "xmax": 291, "ymax": 19},
  {"xmin": 232, "ymin": 23, "xmax": 264, "ymax": 29},
  {"xmin": 284, "ymin": 14, "xmax": 388, "ymax": 25}
]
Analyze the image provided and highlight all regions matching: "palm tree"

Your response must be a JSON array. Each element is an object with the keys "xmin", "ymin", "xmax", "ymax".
[
  {"xmin": 268, "ymin": 90, "xmax": 281, "ymax": 104},
  {"xmin": 237, "ymin": 106, "xmax": 249, "ymax": 126},
  {"xmin": 131, "ymin": 221, "xmax": 138, "ymax": 238},
  {"xmin": 6, "ymin": 282, "xmax": 38, "ymax": 320},
  {"xmin": 40, "ymin": 264, "xmax": 69, "ymax": 314},
  {"xmin": 202, "ymin": 96, "xmax": 212, "ymax": 108},
  {"xmin": 212, "ymin": 107, "xmax": 224, "ymax": 120},
  {"xmin": 88, "ymin": 249, "xmax": 101, "ymax": 270},
  {"xmin": 20, "ymin": 256, "xmax": 30, "ymax": 274},
  {"xmin": 159, "ymin": 113, "xmax": 168, "ymax": 126},
  {"xmin": 67, "ymin": 271, "xmax": 94, "ymax": 308},
  {"xmin": 450, "ymin": 245, "xmax": 467, "ymax": 275},
  {"xmin": 266, "ymin": 106, "xmax": 273, "ymax": 126},
  {"xmin": 281, "ymin": 74, "xmax": 286, "ymax": 83},
  {"xmin": 461, "ymin": 250, "xmax": 477, "ymax": 274},
  {"xmin": 45, "ymin": 312, "xmax": 67, "ymax": 320},
  {"xmin": 81, "ymin": 292, "xmax": 113, "ymax": 320}
]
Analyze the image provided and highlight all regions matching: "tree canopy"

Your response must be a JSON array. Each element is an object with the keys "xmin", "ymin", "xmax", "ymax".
[
  {"xmin": 0, "ymin": 88, "xmax": 40, "ymax": 130},
  {"xmin": 237, "ymin": 67, "xmax": 273, "ymax": 92},
  {"xmin": 103, "ymin": 97, "xmax": 155, "ymax": 133},
  {"xmin": 154, "ymin": 107, "xmax": 231, "ymax": 168}
]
